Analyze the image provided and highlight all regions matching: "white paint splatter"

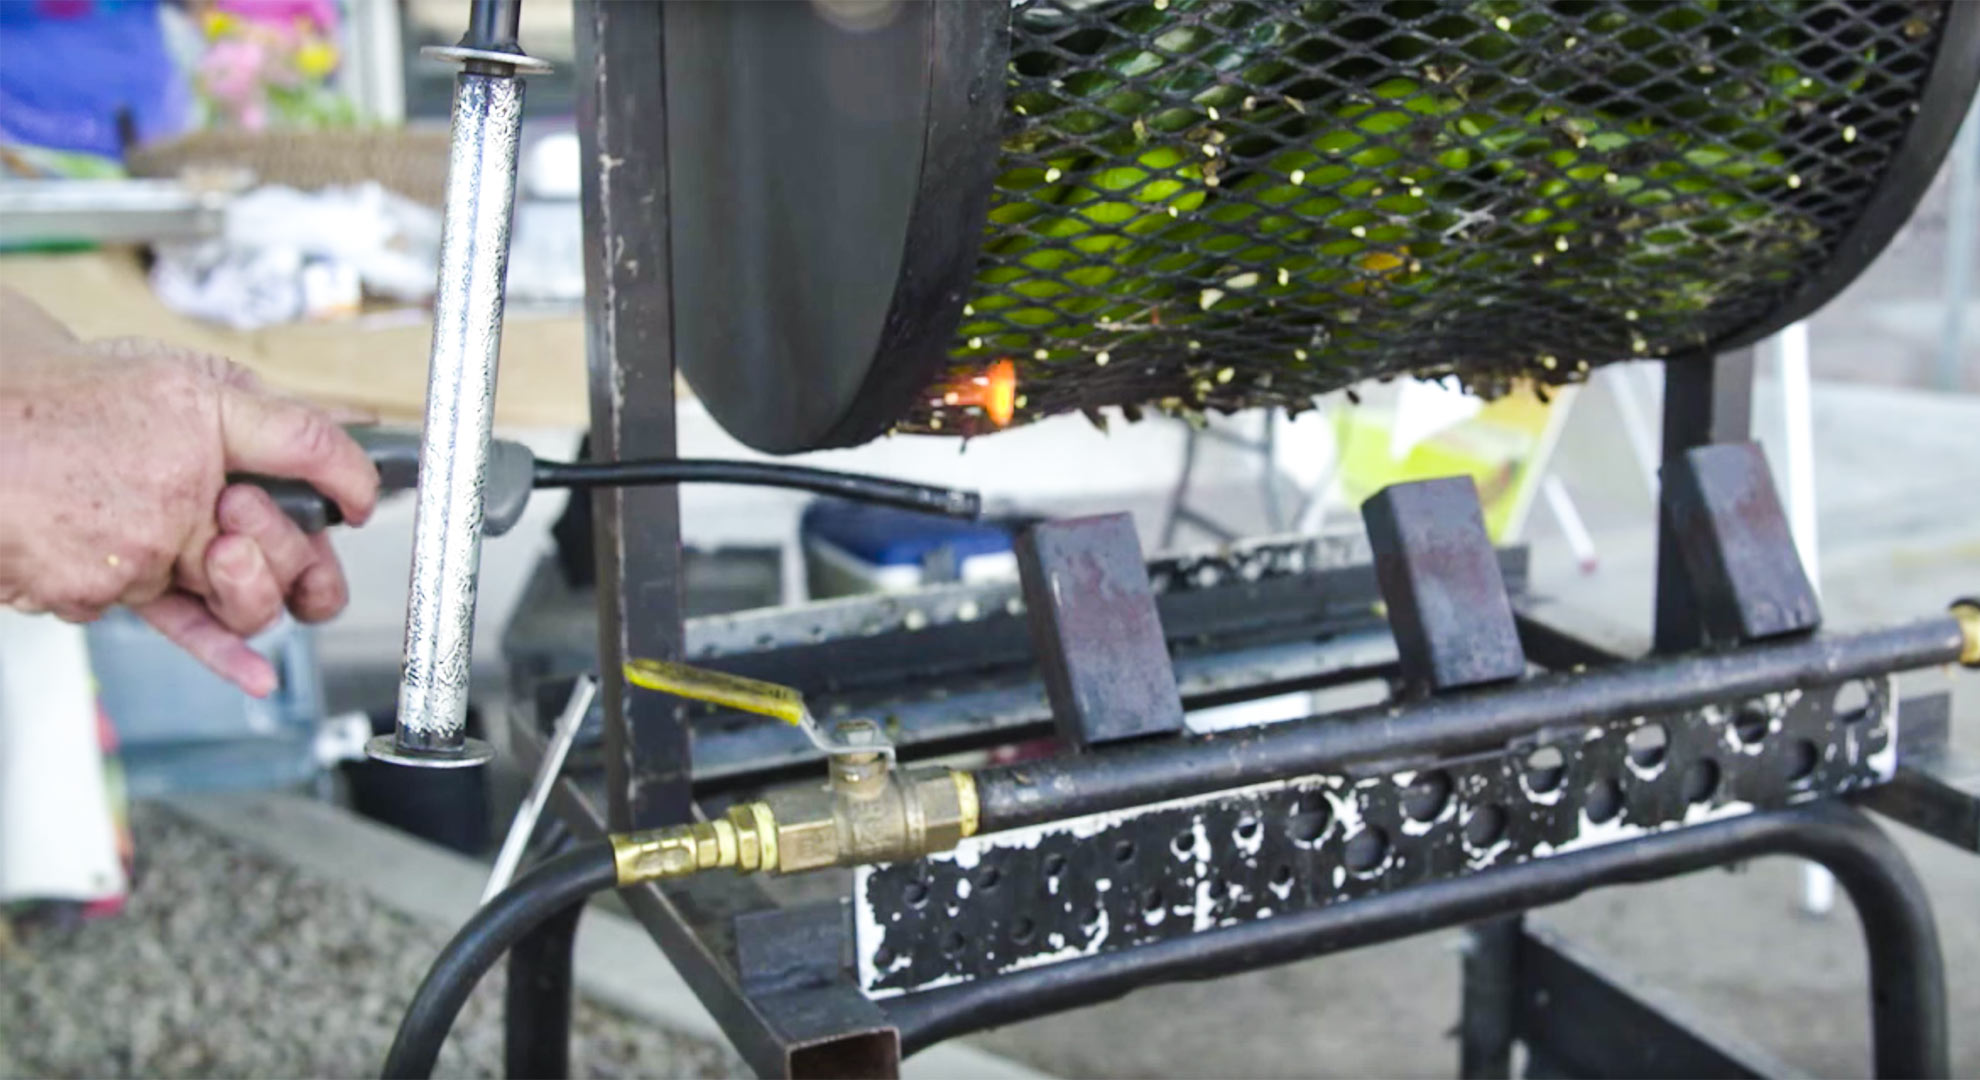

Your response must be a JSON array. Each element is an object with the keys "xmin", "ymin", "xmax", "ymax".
[
  {"xmin": 1864, "ymin": 681, "xmax": 1898, "ymax": 780},
  {"xmin": 1521, "ymin": 772, "xmax": 1564, "ymax": 806}
]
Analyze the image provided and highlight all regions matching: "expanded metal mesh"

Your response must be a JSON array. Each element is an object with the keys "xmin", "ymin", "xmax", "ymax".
[{"xmin": 906, "ymin": 0, "xmax": 1949, "ymax": 434}]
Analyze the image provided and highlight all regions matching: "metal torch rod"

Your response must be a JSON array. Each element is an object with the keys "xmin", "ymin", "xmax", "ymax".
[{"xmin": 372, "ymin": 0, "xmax": 547, "ymax": 768}]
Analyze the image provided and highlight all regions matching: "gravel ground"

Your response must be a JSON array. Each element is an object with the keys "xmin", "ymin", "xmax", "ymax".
[{"xmin": 0, "ymin": 806, "xmax": 745, "ymax": 1079}]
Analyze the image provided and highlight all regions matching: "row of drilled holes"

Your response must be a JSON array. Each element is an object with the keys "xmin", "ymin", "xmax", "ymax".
[{"xmin": 893, "ymin": 686, "xmax": 1875, "ymax": 962}]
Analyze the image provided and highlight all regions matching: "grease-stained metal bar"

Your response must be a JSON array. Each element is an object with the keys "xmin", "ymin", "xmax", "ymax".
[
  {"xmin": 973, "ymin": 616, "xmax": 1968, "ymax": 832},
  {"xmin": 575, "ymin": 0, "xmax": 693, "ymax": 827}
]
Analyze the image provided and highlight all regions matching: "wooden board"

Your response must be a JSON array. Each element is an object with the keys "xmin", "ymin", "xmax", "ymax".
[{"xmin": 1, "ymin": 249, "xmax": 591, "ymax": 427}]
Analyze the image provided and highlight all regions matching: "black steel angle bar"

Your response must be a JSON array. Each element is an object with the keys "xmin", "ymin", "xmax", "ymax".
[{"xmin": 1513, "ymin": 922, "xmax": 1795, "ymax": 1079}]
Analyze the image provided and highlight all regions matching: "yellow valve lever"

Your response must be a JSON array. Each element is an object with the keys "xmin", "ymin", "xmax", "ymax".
[
  {"xmin": 623, "ymin": 658, "xmax": 894, "ymax": 761},
  {"xmin": 624, "ymin": 658, "xmax": 806, "ymax": 726}
]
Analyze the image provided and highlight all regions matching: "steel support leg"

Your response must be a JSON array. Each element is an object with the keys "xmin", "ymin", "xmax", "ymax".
[
  {"xmin": 1654, "ymin": 349, "xmax": 1755, "ymax": 653},
  {"xmin": 1459, "ymin": 916, "xmax": 1522, "ymax": 1080},
  {"xmin": 575, "ymin": 0, "xmax": 692, "ymax": 828},
  {"xmin": 504, "ymin": 901, "xmax": 583, "ymax": 1079},
  {"xmin": 502, "ymin": 816, "xmax": 582, "ymax": 1079}
]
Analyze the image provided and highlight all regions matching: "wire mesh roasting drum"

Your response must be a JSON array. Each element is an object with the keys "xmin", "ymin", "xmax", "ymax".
[{"xmin": 662, "ymin": 0, "xmax": 1979, "ymax": 453}]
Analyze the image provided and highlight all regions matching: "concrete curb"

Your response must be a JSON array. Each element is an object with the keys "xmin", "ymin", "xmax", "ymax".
[{"xmin": 165, "ymin": 792, "xmax": 1049, "ymax": 1080}]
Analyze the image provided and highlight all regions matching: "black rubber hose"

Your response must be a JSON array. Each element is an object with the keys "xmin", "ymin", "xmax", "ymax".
[
  {"xmin": 534, "ymin": 457, "xmax": 981, "ymax": 520},
  {"xmin": 381, "ymin": 843, "xmax": 618, "ymax": 1079}
]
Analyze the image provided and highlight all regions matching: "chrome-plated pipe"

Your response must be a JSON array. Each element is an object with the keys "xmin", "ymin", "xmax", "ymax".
[{"xmin": 371, "ymin": 68, "xmax": 528, "ymax": 768}]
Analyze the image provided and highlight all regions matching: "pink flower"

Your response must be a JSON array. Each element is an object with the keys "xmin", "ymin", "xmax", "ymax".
[
  {"xmin": 214, "ymin": 0, "xmax": 340, "ymax": 36},
  {"xmin": 201, "ymin": 37, "xmax": 268, "ymax": 104}
]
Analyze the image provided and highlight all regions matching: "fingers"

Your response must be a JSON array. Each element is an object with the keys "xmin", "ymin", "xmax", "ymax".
[
  {"xmin": 135, "ymin": 592, "xmax": 277, "ymax": 698},
  {"xmin": 217, "ymin": 386, "xmax": 379, "ymax": 526},
  {"xmin": 288, "ymin": 533, "xmax": 350, "ymax": 623},
  {"xmin": 203, "ymin": 533, "xmax": 284, "ymax": 637},
  {"xmin": 217, "ymin": 483, "xmax": 318, "ymax": 587},
  {"xmin": 214, "ymin": 484, "xmax": 352, "ymax": 622}
]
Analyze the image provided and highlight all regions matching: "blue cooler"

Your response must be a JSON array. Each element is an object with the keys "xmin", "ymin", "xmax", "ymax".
[{"xmin": 801, "ymin": 499, "xmax": 1018, "ymax": 599}]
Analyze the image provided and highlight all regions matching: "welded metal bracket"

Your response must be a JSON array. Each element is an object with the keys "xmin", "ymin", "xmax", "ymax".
[
  {"xmin": 1662, "ymin": 442, "xmax": 1822, "ymax": 644},
  {"xmin": 1461, "ymin": 918, "xmax": 1796, "ymax": 1080},
  {"xmin": 1860, "ymin": 693, "xmax": 1980, "ymax": 852},
  {"xmin": 1015, "ymin": 513, "xmax": 1186, "ymax": 749},
  {"xmin": 1362, "ymin": 476, "xmax": 1526, "ymax": 694}
]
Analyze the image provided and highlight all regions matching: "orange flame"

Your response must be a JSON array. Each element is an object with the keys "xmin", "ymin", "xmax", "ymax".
[{"xmin": 936, "ymin": 358, "xmax": 1019, "ymax": 428}]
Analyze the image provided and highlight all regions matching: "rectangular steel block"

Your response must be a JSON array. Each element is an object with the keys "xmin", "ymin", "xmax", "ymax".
[
  {"xmin": 1362, "ymin": 476, "xmax": 1525, "ymax": 693},
  {"xmin": 1662, "ymin": 442, "xmax": 1821, "ymax": 643},
  {"xmin": 1015, "ymin": 513, "xmax": 1185, "ymax": 748}
]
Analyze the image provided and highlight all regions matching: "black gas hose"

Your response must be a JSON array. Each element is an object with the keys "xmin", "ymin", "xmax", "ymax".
[
  {"xmin": 381, "ymin": 843, "xmax": 618, "ymax": 1079},
  {"xmin": 533, "ymin": 457, "xmax": 981, "ymax": 519}
]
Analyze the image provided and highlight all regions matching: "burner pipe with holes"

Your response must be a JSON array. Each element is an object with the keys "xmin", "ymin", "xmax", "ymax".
[
  {"xmin": 973, "ymin": 614, "xmax": 1974, "ymax": 834},
  {"xmin": 885, "ymin": 801, "xmax": 1947, "ymax": 1079}
]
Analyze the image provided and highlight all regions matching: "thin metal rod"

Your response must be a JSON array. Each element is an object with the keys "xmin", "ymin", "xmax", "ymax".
[
  {"xmin": 886, "ymin": 802, "xmax": 1947, "ymax": 1079},
  {"xmin": 974, "ymin": 616, "xmax": 1965, "ymax": 831},
  {"xmin": 386, "ymin": 69, "xmax": 527, "ymax": 764},
  {"xmin": 485, "ymin": 676, "xmax": 596, "ymax": 903}
]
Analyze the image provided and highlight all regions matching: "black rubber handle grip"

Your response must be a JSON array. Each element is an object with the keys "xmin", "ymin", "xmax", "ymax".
[{"xmin": 254, "ymin": 479, "xmax": 344, "ymax": 533}]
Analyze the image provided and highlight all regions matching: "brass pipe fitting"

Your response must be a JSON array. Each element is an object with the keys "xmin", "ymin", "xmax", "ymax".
[
  {"xmin": 610, "ymin": 766, "xmax": 979, "ymax": 886},
  {"xmin": 612, "ymin": 801, "xmax": 778, "ymax": 885},
  {"xmin": 1952, "ymin": 599, "xmax": 1980, "ymax": 668},
  {"xmin": 769, "ymin": 763, "xmax": 978, "ymax": 874}
]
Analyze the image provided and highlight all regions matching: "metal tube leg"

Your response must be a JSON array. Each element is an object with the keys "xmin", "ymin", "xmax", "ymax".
[
  {"xmin": 1653, "ymin": 348, "xmax": 1753, "ymax": 653},
  {"xmin": 372, "ymin": 29, "xmax": 541, "ymax": 768},
  {"xmin": 1799, "ymin": 814, "xmax": 1949, "ymax": 1079},
  {"xmin": 504, "ymin": 901, "xmax": 584, "ymax": 1079},
  {"xmin": 1458, "ymin": 916, "xmax": 1522, "ymax": 1080}
]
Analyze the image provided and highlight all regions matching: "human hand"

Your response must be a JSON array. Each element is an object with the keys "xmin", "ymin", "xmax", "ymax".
[{"xmin": 0, "ymin": 288, "xmax": 379, "ymax": 695}]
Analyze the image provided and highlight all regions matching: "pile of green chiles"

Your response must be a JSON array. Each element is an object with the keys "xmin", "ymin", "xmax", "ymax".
[{"xmin": 931, "ymin": 0, "xmax": 1887, "ymax": 428}]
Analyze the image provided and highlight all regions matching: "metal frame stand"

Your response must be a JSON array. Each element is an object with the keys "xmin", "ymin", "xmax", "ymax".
[{"xmin": 485, "ymin": 10, "xmax": 1980, "ymax": 1078}]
